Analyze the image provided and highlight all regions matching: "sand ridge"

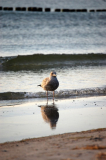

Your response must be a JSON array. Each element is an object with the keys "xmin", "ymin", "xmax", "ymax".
[{"xmin": 0, "ymin": 128, "xmax": 106, "ymax": 160}]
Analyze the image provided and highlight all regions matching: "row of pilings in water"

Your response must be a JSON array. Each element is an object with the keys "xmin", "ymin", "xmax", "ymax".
[{"xmin": 0, "ymin": 6, "xmax": 106, "ymax": 12}]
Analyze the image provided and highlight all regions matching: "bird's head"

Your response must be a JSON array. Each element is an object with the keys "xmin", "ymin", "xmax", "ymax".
[{"xmin": 50, "ymin": 71, "xmax": 57, "ymax": 77}]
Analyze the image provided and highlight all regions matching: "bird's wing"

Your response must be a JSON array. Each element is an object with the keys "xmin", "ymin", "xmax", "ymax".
[{"xmin": 41, "ymin": 77, "xmax": 49, "ymax": 87}]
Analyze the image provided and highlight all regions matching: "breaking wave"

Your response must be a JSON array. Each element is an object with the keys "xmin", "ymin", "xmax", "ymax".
[
  {"xmin": 0, "ymin": 87, "xmax": 106, "ymax": 100},
  {"xmin": 0, "ymin": 53, "xmax": 106, "ymax": 71}
]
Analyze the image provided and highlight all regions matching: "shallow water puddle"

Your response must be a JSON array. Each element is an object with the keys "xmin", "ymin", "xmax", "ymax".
[{"xmin": 0, "ymin": 96, "xmax": 106, "ymax": 143}]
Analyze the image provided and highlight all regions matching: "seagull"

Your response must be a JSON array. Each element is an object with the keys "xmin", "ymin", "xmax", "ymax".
[{"xmin": 38, "ymin": 71, "xmax": 59, "ymax": 103}]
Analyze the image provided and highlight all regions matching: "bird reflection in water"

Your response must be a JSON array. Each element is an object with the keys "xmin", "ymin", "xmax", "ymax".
[{"xmin": 39, "ymin": 104, "xmax": 59, "ymax": 129}]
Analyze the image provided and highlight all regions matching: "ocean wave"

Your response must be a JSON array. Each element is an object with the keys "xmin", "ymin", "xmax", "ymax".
[
  {"xmin": 0, "ymin": 53, "xmax": 106, "ymax": 71},
  {"xmin": 0, "ymin": 87, "xmax": 106, "ymax": 100}
]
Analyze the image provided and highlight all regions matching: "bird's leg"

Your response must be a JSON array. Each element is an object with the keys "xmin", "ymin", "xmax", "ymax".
[
  {"xmin": 53, "ymin": 91, "xmax": 55, "ymax": 104},
  {"xmin": 46, "ymin": 91, "xmax": 48, "ymax": 104}
]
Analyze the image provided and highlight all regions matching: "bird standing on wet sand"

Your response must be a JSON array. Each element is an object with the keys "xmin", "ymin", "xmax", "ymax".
[{"xmin": 38, "ymin": 71, "xmax": 59, "ymax": 103}]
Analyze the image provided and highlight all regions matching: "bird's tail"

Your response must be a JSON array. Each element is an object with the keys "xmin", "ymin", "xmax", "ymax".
[{"xmin": 37, "ymin": 84, "xmax": 41, "ymax": 87}]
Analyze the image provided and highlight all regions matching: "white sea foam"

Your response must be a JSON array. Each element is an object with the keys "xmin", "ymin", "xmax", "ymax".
[{"xmin": 24, "ymin": 87, "xmax": 106, "ymax": 99}]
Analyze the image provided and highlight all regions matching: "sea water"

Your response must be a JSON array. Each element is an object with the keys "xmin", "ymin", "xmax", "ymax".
[
  {"xmin": 0, "ymin": 0, "xmax": 106, "ymax": 142},
  {"xmin": 0, "ymin": 12, "xmax": 106, "ymax": 56},
  {"xmin": 0, "ymin": 10, "xmax": 106, "ymax": 98}
]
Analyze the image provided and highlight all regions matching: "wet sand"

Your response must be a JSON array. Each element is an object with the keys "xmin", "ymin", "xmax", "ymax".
[{"xmin": 0, "ymin": 128, "xmax": 106, "ymax": 160}]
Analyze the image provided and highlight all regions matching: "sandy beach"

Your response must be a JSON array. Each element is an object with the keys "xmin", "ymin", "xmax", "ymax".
[
  {"xmin": 0, "ymin": 96, "xmax": 106, "ymax": 160},
  {"xmin": 0, "ymin": 128, "xmax": 106, "ymax": 160}
]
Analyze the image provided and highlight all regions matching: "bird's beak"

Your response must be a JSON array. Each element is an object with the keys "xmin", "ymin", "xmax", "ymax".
[{"xmin": 53, "ymin": 74, "xmax": 56, "ymax": 77}]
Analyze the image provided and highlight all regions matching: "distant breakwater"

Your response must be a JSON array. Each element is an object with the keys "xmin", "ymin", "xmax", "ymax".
[{"xmin": 0, "ymin": 6, "xmax": 106, "ymax": 12}]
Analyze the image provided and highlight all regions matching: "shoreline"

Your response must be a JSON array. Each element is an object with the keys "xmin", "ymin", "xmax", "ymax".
[
  {"xmin": 0, "ymin": 128, "xmax": 106, "ymax": 160},
  {"xmin": 0, "ymin": 95, "xmax": 106, "ymax": 160}
]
